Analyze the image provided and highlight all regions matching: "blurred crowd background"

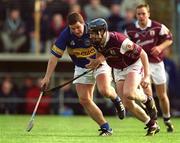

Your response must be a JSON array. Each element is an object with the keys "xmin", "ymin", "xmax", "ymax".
[{"xmin": 0, "ymin": 0, "xmax": 180, "ymax": 117}]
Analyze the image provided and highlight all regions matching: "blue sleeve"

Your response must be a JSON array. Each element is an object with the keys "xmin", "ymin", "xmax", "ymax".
[{"xmin": 51, "ymin": 27, "xmax": 69, "ymax": 58}]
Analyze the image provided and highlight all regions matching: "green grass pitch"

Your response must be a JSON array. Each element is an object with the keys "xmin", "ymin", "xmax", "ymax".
[{"xmin": 0, "ymin": 115, "xmax": 180, "ymax": 143}]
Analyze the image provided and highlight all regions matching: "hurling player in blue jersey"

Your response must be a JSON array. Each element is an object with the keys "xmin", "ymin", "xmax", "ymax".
[{"xmin": 41, "ymin": 12, "xmax": 125, "ymax": 136}]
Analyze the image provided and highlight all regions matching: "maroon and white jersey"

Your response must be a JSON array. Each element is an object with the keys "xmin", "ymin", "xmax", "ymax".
[
  {"xmin": 94, "ymin": 32, "xmax": 142, "ymax": 69},
  {"xmin": 125, "ymin": 19, "xmax": 172, "ymax": 63}
]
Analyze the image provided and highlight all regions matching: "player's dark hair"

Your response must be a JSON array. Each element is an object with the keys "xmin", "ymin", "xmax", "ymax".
[
  {"xmin": 67, "ymin": 12, "xmax": 84, "ymax": 25},
  {"xmin": 136, "ymin": 4, "xmax": 150, "ymax": 12}
]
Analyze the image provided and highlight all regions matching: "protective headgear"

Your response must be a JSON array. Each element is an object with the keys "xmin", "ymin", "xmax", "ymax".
[
  {"xmin": 88, "ymin": 18, "xmax": 108, "ymax": 34},
  {"xmin": 88, "ymin": 18, "xmax": 108, "ymax": 46}
]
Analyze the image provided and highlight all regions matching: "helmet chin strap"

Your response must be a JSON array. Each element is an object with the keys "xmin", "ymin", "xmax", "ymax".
[{"xmin": 99, "ymin": 31, "xmax": 108, "ymax": 49}]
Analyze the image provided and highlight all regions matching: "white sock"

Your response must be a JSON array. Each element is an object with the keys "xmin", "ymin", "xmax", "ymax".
[{"xmin": 163, "ymin": 114, "xmax": 171, "ymax": 119}]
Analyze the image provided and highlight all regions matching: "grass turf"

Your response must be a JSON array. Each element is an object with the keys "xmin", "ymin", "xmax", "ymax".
[{"xmin": 0, "ymin": 115, "xmax": 180, "ymax": 143}]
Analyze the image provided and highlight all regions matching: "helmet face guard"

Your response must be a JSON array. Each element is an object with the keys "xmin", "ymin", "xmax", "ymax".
[{"xmin": 88, "ymin": 18, "xmax": 108, "ymax": 45}]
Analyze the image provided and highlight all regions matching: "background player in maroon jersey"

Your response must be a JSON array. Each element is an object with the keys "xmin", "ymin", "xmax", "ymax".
[
  {"xmin": 86, "ymin": 18, "xmax": 159, "ymax": 136},
  {"xmin": 125, "ymin": 4, "xmax": 174, "ymax": 132}
]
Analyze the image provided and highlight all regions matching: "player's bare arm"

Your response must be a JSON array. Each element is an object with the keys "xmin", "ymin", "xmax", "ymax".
[
  {"xmin": 140, "ymin": 49, "xmax": 150, "ymax": 88},
  {"xmin": 121, "ymin": 39, "xmax": 150, "ymax": 88},
  {"xmin": 151, "ymin": 39, "xmax": 173, "ymax": 56},
  {"xmin": 41, "ymin": 54, "xmax": 59, "ymax": 89}
]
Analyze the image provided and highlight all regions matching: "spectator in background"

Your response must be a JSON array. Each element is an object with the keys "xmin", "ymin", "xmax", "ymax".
[
  {"xmin": 0, "ymin": 75, "xmax": 18, "ymax": 114},
  {"xmin": 62, "ymin": 80, "xmax": 81, "ymax": 115},
  {"xmin": 0, "ymin": 0, "xmax": 6, "ymax": 30},
  {"xmin": 18, "ymin": 75, "xmax": 34, "ymax": 114},
  {"xmin": 0, "ymin": 8, "xmax": 27, "ymax": 53},
  {"xmin": 47, "ymin": 0, "xmax": 71, "ymax": 19},
  {"xmin": 107, "ymin": 2, "xmax": 125, "ymax": 32},
  {"xmin": 170, "ymin": 67, "xmax": 180, "ymax": 116},
  {"xmin": 28, "ymin": 0, "xmax": 50, "ymax": 53},
  {"xmin": 50, "ymin": 89, "xmax": 60, "ymax": 115},
  {"xmin": 47, "ymin": 13, "xmax": 65, "ymax": 44},
  {"xmin": 51, "ymin": 79, "xmax": 84, "ymax": 115},
  {"xmin": 65, "ymin": 0, "xmax": 85, "ymax": 19},
  {"xmin": 25, "ymin": 78, "xmax": 51, "ymax": 114},
  {"xmin": 0, "ymin": 1, "xmax": 6, "ymax": 52},
  {"xmin": 39, "ymin": 0, "xmax": 50, "ymax": 53},
  {"xmin": 177, "ymin": 68, "xmax": 180, "ymax": 96},
  {"xmin": 163, "ymin": 48, "xmax": 178, "ymax": 102},
  {"xmin": 65, "ymin": 0, "xmax": 79, "ymax": 8},
  {"xmin": 84, "ymin": 0, "xmax": 110, "ymax": 22},
  {"xmin": 69, "ymin": 3, "xmax": 86, "ymax": 20},
  {"xmin": 124, "ymin": 7, "xmax": 136, "ymax": 28}
]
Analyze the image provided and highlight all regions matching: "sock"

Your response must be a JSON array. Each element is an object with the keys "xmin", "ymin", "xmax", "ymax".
[
  {"xmin": 136, "ymin": 85, "xmax": 148, "ymax": 103},
  {"xmin": 100, "ymin": 122, "xmax": 110, "ymax": 130},
  {"xmin": 143, "ymin": 95, "xmax": 151, "ymax": 104},
  {"xmin": 146, "ymin": 119, "xmax": 156, "ymax": 127},
  {"xmin": 163, "ymin": 113, "xmax": 171, "ymax": 119},
  {"xmin": 163, "ymin": 117, "xmax": 171, "ymax": 123},
  {"xmin": 111, "ymin": 96, "xmax": 121, "ymax": 104}
]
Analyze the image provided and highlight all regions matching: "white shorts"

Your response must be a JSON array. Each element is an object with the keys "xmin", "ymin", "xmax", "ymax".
[
  {"xmin": 150, "ymin": 61, "xmax": 166, "ymax": 85},
  {"xmin": 113, "ymin": 59, "xmax": 143, "ymax": 82},
  {"xmin": 73, "ymin": 62, "xmax": 112, "ymax": 84}
]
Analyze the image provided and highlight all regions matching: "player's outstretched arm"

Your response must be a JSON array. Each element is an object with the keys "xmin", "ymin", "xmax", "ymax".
[
  {"xmin": 41, "ymin": 55, "xmax": 59, "ymax": 90},
  {"xmin": 140, "ymin": 49, "xmax": 150, "ymax": 88}
]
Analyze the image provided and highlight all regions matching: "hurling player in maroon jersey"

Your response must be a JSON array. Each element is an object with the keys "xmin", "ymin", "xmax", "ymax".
[
  {"xmin": 86, "ymin": 18, "xmax": 160, "ymax": 136},
  {"xmin": 125, "ymin": 4, "xmax": 174, "ymax": 132}
]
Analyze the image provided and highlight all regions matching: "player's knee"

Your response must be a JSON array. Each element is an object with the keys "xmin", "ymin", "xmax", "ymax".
[
  {"xmin": 123, "ymin": 100, "xmax": 134, "ymax": 110},
  {"xmin": 99, "ymin": 89, "xmax": 111, "ymax": 98},
  {"xmin": 123, "ymin": 91, "xmax": 135, "ymax": 100},
  {"xmin": 158, "ymin": 94, "xmax": 168, "ymax": 102},
  {"xmin": 79, "ymin": 97, "xmax": 91, "ymax": 106}
]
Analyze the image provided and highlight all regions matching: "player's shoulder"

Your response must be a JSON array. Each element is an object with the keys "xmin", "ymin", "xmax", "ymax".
[
  {"xmin": 151, "ymin": 20, "xmax": 162, "ymax": 28},
  {"xmin": 61, "ymin": 26, "xmax": 71, "ymax": 36},
  {"xmin": 56, "ymin": 26, "xmax": 71, "ymax": 42},
  {"xmin": 109, "ymin": 32, "xmax": 127, "ymax": 42},
  {"xmin": 54, "ymin": 26, "xmax": 71, "ymax": 46}
]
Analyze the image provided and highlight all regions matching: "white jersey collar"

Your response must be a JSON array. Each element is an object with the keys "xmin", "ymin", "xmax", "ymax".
[{"xmin": 135, "ymin": 19, "xmax": 152, "ymax": 30}]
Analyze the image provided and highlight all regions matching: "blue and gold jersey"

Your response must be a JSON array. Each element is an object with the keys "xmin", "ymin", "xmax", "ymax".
[{"xmin": 51, "ymin": 25, "xmax": 96, "ymax": 68}]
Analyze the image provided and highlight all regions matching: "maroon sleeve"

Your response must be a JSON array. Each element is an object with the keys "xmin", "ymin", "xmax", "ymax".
[{"xmin": 124, "ymin": 43, "xmax": 142, "ymax": 59}]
